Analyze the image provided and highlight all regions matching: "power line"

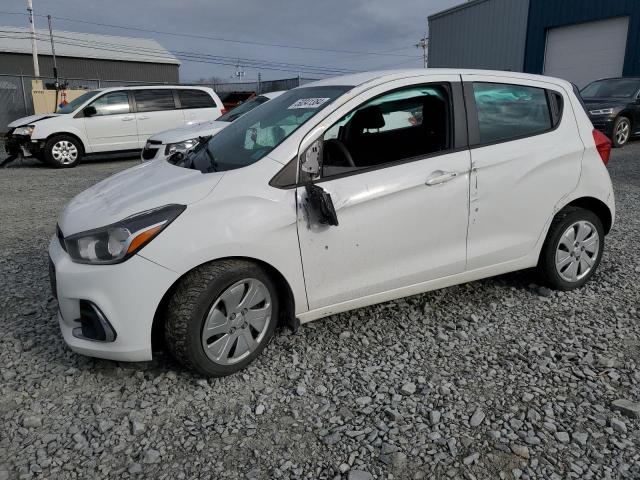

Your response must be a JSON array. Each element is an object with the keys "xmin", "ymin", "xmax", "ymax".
[
  {"xmin": 0, "ymin": 30, "xmax": 359, "ymax": 76},
  {"xmin": 0, "ymin": 10, "xmax": 418, "ymax": 59}
]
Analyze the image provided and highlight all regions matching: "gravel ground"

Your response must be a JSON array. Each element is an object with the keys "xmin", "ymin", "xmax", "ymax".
[{"xmin": 0, "ymin": 145, "xmax": 639, "ymax": 480}]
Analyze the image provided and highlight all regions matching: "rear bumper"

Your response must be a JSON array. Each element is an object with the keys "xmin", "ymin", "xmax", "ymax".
[{"xmin": 49, "ymin": 234, "xmax": 179, "ymax": 362}]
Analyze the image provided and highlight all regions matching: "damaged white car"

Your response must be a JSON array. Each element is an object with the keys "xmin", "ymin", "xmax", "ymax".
[{"xmin": 50, "ymin": 69, "xmax": 615, "ymax": 376}]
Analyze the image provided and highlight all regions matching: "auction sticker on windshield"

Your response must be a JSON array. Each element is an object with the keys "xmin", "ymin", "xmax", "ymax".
[{"xmin": 288, "ymin": 98, "xmax": 330, "ymax": 109}]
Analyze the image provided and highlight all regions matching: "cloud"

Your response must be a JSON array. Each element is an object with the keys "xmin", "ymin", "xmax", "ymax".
[{"xmin": 3, "ymin": 0, "xmax": 459, "ymax": 81}]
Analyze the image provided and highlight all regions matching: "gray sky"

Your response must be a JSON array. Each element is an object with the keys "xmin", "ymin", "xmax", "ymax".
[{"xmin": 1, "ymin": 0, "xmax": 460, "ymax": 82}]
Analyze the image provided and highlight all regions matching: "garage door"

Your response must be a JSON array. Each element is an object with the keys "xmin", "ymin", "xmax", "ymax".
[{"xmin": 543, "ymin": 17, "xmax": 629, "ymax": 88}]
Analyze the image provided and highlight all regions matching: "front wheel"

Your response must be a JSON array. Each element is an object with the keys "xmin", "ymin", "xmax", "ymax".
[
  {"xmin": 538, "ymin": 207, "xmax": 604, "ymax": 290},
  {"xmin": 44, "ymin": 135, "xmax": 83, "ymax": 168},
  {"xmin": 612, "ymin": 116, "xmax": 631, "ymax": 148},
  {"xmin": 165, "ymin": 260, "xmax": 279, "ymax": 377}
]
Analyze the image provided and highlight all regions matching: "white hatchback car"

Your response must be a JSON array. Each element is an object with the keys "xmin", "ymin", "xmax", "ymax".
[
  {"xmin": 141, "ymin": 91, "xmax": 284, "ymax": 162},
  {"xmin": 49, "ymin": 69, "xmax": 615, "ymax": 376},
  {"xmin": 6, "ymin": 86, "xmax": 223, "ymax": 168}
]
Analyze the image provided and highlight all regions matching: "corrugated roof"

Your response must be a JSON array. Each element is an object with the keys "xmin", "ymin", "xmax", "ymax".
[{"xmin": 0, "ymin": 27, "xmax": 180, "ymax": 65}]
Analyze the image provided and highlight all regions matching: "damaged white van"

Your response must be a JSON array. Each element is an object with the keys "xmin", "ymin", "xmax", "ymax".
[{"xmin": 50, "ymin": 69, "xmax": 615, "ymax": 376}]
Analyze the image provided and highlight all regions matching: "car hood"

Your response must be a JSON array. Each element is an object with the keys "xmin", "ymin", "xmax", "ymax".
[
  {"xmin": 58, "ymin": 159, "xmax": 223, "ymax": 236},
  {"xmin": 148, "ymin": 120, "xmax": 230, "ymax": 144},
  {"xmin": 8, "ymin": 113, "xmax": 59, "ymax": 128},
  {"xmin": 582, "ymin": 97, "xmax": 629, "ymax": 110}
]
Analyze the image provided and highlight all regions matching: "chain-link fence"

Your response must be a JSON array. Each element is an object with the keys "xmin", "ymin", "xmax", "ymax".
[{"xmin": 0, "ymin": 74, "xmax": 316, "ymax": 134}]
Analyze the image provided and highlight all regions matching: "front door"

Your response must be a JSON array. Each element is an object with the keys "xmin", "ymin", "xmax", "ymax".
[
  {"xmin": 296, "ymin": 81, "xmax": 471, "ymax": 311},
  {"xmin": 82, "ymin": 90, "xmax": 138, "ymax": 152}
]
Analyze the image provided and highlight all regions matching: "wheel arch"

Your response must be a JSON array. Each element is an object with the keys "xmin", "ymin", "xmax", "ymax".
[
  {"xmin": 151, "ymin": 256, "xmax": 297, "ymax": 353},
  {"xmin": 564, "ymin": 196, "xmax": 612, "ymax": 234},
  {"xmin": 46, "ymin": 131, "xmax": 86, "ymax": 154}
]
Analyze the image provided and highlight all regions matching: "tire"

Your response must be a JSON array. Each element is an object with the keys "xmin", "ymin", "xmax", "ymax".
[
  {"xmin": 43, "ymin": 135, "xmax": 83, "ymax": 168},
  {"xmin": 538, "ymin": 207, "xmax": 604, "ymax": 290},
  {"xmin": 612, "ymin": 116, "xmax": 631, "ymax": 148},
  {"xmin": 165, "ymin": 260, "xmax": 279, "ymax": 377}
]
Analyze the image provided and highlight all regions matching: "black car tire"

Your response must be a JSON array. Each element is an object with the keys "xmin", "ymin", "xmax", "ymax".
[
  {"xmin": 612, "ymin": 116, "xmax": 631, "ymax": 148},
  {"xmin": 43, "ymin": 135, "xmax": 83, "ymax": 168},
  {"xmin": 538, "ymin": 207, "xmax": 604, "ymax": 291},
  {"xmin": 165, "ymin": 259, "xmax": 279, "ymax": 377}
]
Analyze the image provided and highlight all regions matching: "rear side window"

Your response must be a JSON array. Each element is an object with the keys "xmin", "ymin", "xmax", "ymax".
[
  {"xmin": 134, "ymin": 90, "xmax": 176, "ymax": 112},
  {"xmin": 473, "ymin": 82, "xmax": 552, "ymax": 144},
  {"xmin": 178, "ymin": 89, "xmax": 216, "ymax": 109}
]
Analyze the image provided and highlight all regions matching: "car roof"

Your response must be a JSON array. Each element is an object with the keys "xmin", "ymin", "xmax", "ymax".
[
  {"xmin": 262, "ymin": 90, "xmax": 285, "ymax": 99},
  {"xmin": 97, "ymin": 85, "xmax": 214, "ymax": 93},
  {"xmin": 304, "ymin": 68, "xmax": 574, "ymax": 90}
]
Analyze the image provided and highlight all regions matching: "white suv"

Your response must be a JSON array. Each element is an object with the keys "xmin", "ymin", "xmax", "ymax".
[
  {"xmin": 141, "ymin": 91, "xmax": 284, "ymax": 162},
  {"xmin": 49, "ymin": 69, "xmax": 615, "ymax": 376},
  {"xmin": 6, "ymin": 86, "xmax": 223, "ymax": 168}
]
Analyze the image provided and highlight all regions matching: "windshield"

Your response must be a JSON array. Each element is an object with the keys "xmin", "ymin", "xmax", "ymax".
[
  {"xmin": 218, "ymin": 95, "xmax": 270, "ymax": 122},
  {"xmin": 175, "ymin": 86, "xmax": 351, "ymax": 173},
  {"xmin": 581, "ymin": 79, "xmax": 640, "ymax": 98},
  {"xmin": 56, "ymin": 90, "xmax": 101, "ymax": 114}
]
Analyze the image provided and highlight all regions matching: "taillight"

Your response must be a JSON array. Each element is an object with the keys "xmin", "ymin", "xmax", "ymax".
[{"xmin": 592, "ymin": 129, "xmax": 611, "ymax": 166}]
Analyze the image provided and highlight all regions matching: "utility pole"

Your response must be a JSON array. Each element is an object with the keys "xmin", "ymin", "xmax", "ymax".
[
  {"xmin": 47, "ymin": 15, "xmax": 59, "ymax": 85},
  {"xmin": 26, "ymin": 0, "xmax": 40, "ymax": 77},
  {"xmin": 415, "ymin": 34, "xmax": 428, "ymax": 68}
]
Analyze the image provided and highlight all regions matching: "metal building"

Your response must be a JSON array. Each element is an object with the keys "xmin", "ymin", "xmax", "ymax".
[
  {"xmin": 428, "ymin": 0, "xmax": 640, "ymax": 87},
  {"xmin": 0, "ymin": 27, "xmax": 180, "ymax": 83}
]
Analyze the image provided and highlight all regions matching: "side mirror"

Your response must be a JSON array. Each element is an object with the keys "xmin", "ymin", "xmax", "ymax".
[
  {"xmin": 300, "ymin": 139, "xmax": 322, "ymax": 177},
  {"xmin": 305, "ymin": 184, "xmax": 338, "ymax": 226},
  {"xmin": 83, "ymin": 106, "xmax": 97, "ymax": 117}
]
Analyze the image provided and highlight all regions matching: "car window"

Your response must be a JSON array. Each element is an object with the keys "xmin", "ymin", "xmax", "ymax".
[
  {"xmin": 134, "ymin": 89, "xmax": 175, "ymax": 112},
  {"xmin": 473, "ymin": 82, "xmax": 552, "ymax": 145},
  {"xmin": 175, "ymin": 86, "xmax": 351, "ymax": 173},
  {"xmin": 321, "ymin": 84, "xmax": 450, "ymax": 178},
  {"xmin": 218, "ymin": 96, "xmax": 270, "ymax": 122},
  {"xmin": 178, "ymin": 89, "xmax": 216, "ymax": 109},
  {"xmin": 88, "ymin": 91, "xmax": 130, "ymax": 116},
  {"xmin": 581, "ymin": 79, "xmax": 640, "ymax": 98},
  {"xmin": 58, "ymin": 90, "xmax": 100, "ymax": 114}
]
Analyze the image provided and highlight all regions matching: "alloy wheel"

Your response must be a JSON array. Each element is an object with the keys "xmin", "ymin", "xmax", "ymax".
[
  {"xmin": 201, "ymin": 278, "xmax": 272, "ymax": 365},
  {"xmin": 555, "ymin": 220, "xmax": 600, "ymax": 283},
  {"xmin": 615, "ymin": 119, "xmax": 630, "ymax": 145},
  {"xmin": 51, "ymin": 140, "xmax": 78, "ymax": 164}
]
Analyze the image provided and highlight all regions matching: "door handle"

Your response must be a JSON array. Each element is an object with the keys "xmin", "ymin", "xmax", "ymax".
[
  {"xmin": 121, "ymin": 116, "xmax": 134, "ymax": 121},
  {"xmin": 425, "ymin": 170, "xmax": 458, "ymax": 186},
  {"xmin": 138, "ymin": 115, "xmax": 150, "ymax": 120}
]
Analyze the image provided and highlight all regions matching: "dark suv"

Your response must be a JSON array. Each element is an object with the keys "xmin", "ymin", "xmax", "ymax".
[{"xmin": 581, "ymin": 77, "xmax": 640, "ymax": 147}]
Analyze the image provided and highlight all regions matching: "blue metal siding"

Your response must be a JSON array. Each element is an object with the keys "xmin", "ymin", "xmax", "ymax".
[
  {"xmin": 428, "ymin": 0, "xmax": 530, "ymax": 71},
  {"xmin": 524, "ymin": 0, "xmax": 640, "ymax": 76}
]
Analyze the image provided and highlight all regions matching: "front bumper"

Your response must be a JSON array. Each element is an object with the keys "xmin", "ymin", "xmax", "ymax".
[
  {"xmin": 49, "ymin": 234, "xmax": 179, "ymax": 362},
  {"xmin": 5, "ymin": 132, "xmax": 44, "ymax": 158},
  {"xmin": 589, "ymin": 116, "xmax": 615, "ymax": 139}
]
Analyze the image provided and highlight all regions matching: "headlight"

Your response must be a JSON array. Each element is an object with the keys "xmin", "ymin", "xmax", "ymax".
[
  {"xmin": 63, "ymin": 204, "xmax": 186, "ymax": 265},
  {"xmin": 13, "ymin": 125, "xmax": 35, "ymax": 136},
  {"xmin": 165, "ymin": 138, "xmax": 199, "ymax": 156},
  {"xmin": 589, "ymin": 108, "xmax": 614, "ymax": 115}
]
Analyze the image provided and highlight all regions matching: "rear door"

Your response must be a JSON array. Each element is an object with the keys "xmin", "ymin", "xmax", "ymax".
[
  {"xmin": 82, "ymin": 90, "xmax": 138, "ymax": 152},
  {"xmin": 132, "ymin": 89, "xmax": 185, "ymax": 147},
  {"xmin": 462, "ymin": 74, "xmax": 583, "ymax": 270},
  {"xmin": 177, "ymin": 88, "xmax": 221, "ymax": 125}
]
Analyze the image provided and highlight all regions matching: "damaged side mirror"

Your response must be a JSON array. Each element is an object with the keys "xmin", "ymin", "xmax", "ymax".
[
  {"xmin": 300, "ymin": 139, "xmax": 322, "ymax": 178},
  {"xmin": 305, "ymin": 183, "xmax": 339, "ymax": 226}
]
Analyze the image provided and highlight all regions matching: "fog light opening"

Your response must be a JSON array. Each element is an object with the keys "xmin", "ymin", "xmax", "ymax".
[{"xmin": 72, "ymin": 300, "xmax": 117, "ymax": 342}]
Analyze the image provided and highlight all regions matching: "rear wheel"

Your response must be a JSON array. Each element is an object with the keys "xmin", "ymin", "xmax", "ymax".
[
  {"xmin": 44, "ymin": 135, "xmax": 83, "ymax": 168},
  {"xmin": 165, "ymin": 260, "xmax": 278, "ymax": 377},
  {"xmin": 612, "ymin": 116, "xmax": 630, "ymax": 148},
  {"xmin": 538, "ymin": 207, "xmax": 604, "ymax": 290}
]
